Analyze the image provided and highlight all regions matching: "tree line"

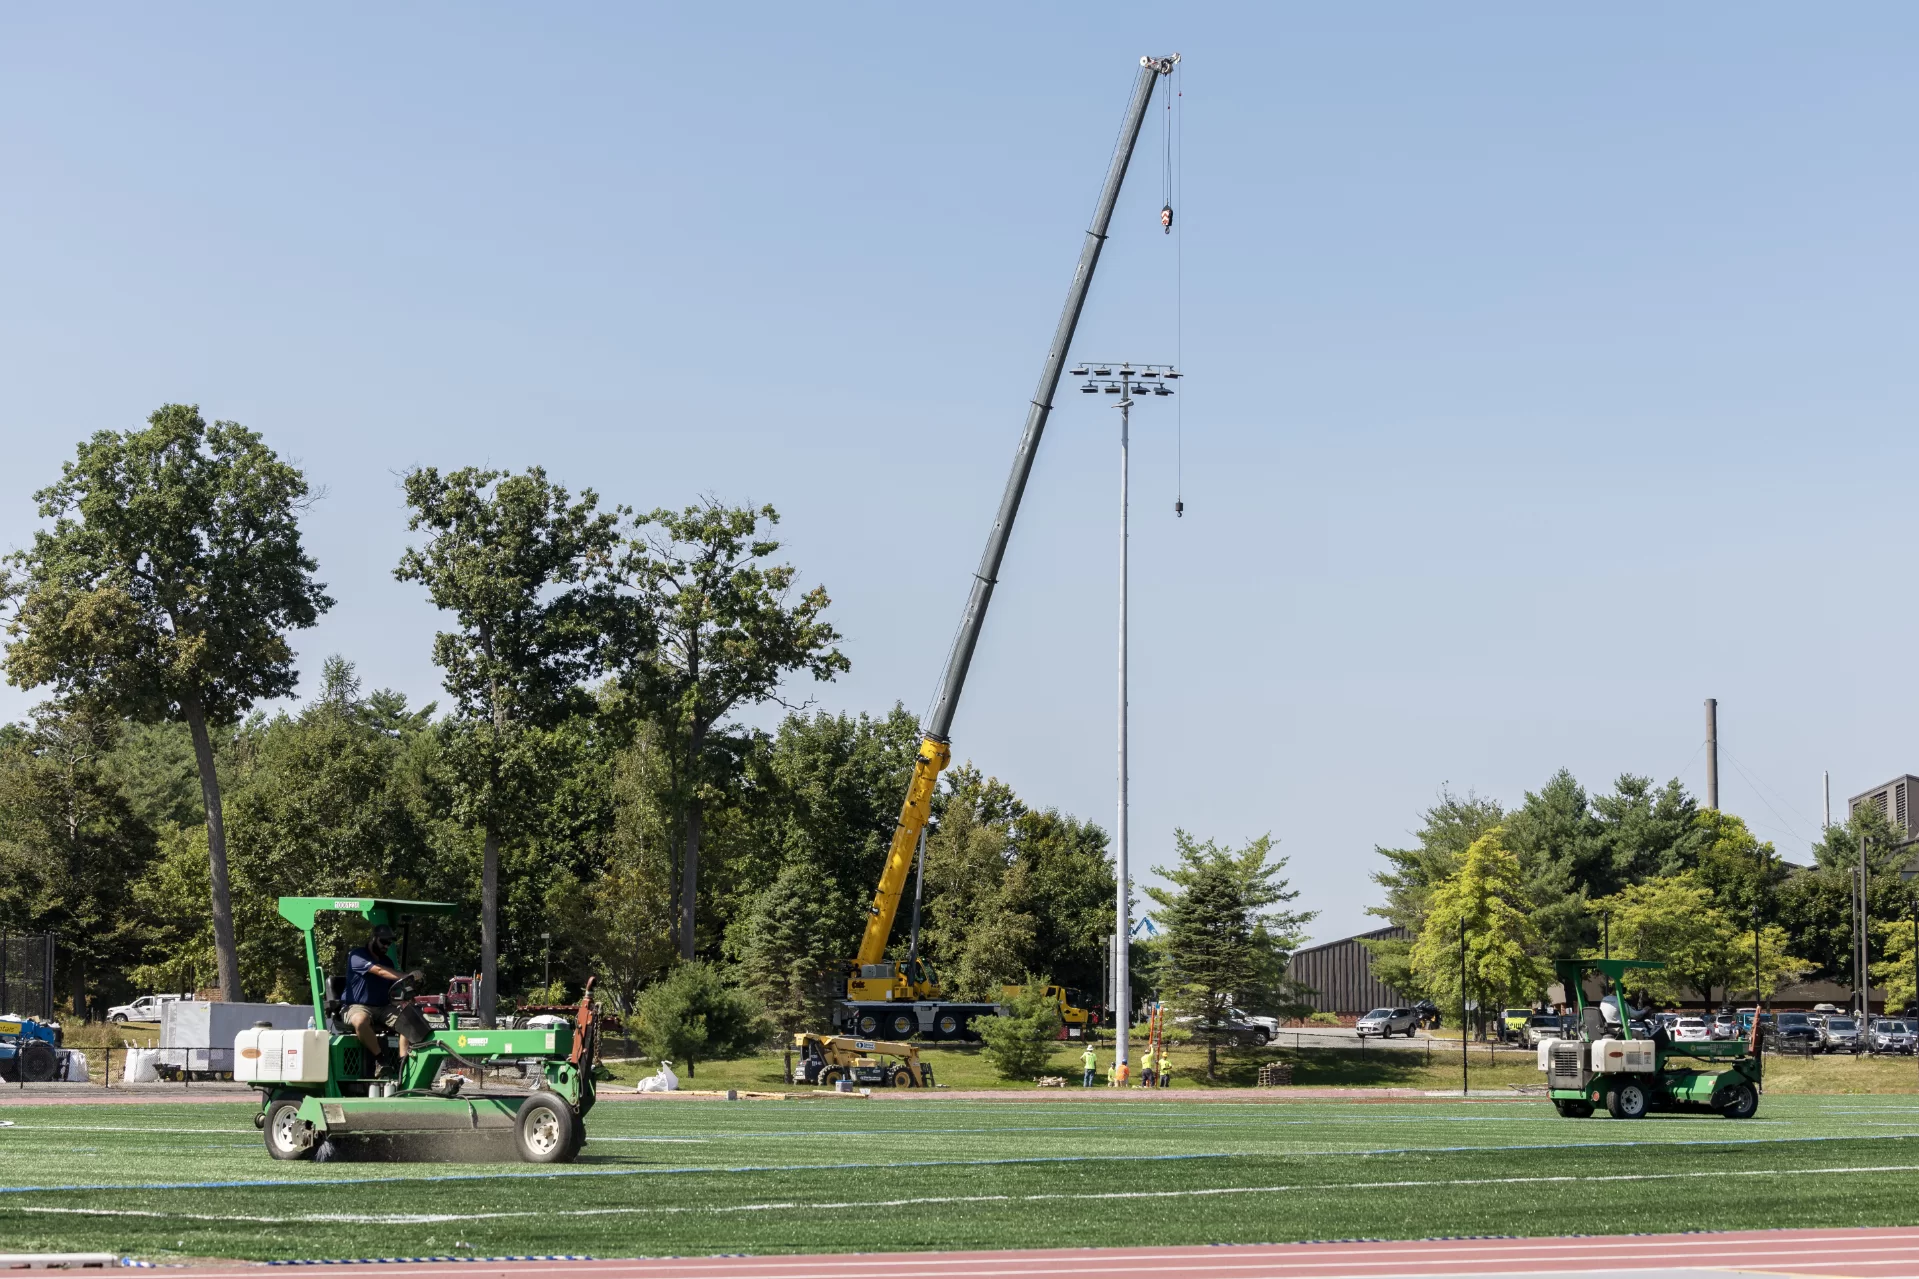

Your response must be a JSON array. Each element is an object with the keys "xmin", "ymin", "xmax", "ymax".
[
  {"xmin": 0, "ymin": 403, "xmax": 1313, "ymax": 1057},
  {"xmin": 1366, "ymin": 768, "xmax": 1919, "ymax": 1024}
]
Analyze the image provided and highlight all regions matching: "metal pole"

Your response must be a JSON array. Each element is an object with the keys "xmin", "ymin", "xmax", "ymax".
[
  {"xmin": 1115, "ymin": 375, "xmax": 1132, "ymax": 1071},
  {"xmin": 1603, "ymin": 913, "xmax": 1610, "ymax": 959},
  {"xmin": 907, "ymin": 826, "xmax": 929, "ymax": 961},
  {"xmin": 1849, "ymin": 837, "xmax": 1865, "ymax": 1013},
  {"xmin": 1705, "ymin": 699, "xmax": 1718, "ymax": 810},
  {"xmin": 1825, "ymin": 771, "xmax": 1832, "ymax": 829},
  {"xmin": 1460, "ymin": 917, "xmax": 1469, "ymax": 1097}
]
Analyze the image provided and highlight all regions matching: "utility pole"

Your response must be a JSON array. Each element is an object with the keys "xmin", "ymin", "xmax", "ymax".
[
  {"xmin": 1705, "ymin": 699, "xmax": 1719, "ymax": 810},
  {"xmin": 1859, "ymin": 836, "xmax": 1870, "ymax": 1020},
  {"xmin": 1073, "ymin": 361, "xmax": 1178, "ymax": 1073},
  {"xmin": 1460, "ymin": 917, "xmax": 1469, "ymax": 1097},
  {"xmin": 1825, "ymin": 771, "xmax": 1832, "ymax": 830}
]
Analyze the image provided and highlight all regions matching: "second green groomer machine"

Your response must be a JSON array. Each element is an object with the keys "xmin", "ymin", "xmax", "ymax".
[
  {"xmin": 1539, "ymin": 957, "xmax": 1761, "ymax": 1120},
  {"xmin": 241, "ymin": 896, "xmax": 607, "ymax": 1163}
]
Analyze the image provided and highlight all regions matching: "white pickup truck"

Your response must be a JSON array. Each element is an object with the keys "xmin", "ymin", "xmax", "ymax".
[{"xmin": 106, "ymin": 993, "xmax": 186, "ymax": 1023}]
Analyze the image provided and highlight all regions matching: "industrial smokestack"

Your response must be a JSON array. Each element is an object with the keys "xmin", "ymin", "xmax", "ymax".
[{"xmin": 1705, "ymin": 698, "xmax": 1718, "ymax": 811}]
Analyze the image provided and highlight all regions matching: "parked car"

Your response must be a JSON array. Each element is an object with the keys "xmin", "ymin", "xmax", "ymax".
[
  {"xmin": 1355, "ymin": 1007, "xmax": 1422, "ymax": 1038},
  {"xmin": 1774, "ymin": 1010, "xmax": 1822, "ymax": 1052},
  {"xmin": 1672, "ymin": 1017, "xmax": 1711, "ymax": 1043},
  {"xmin": 1820, "ymin": 1016, "xmax": 1862, "ymax": 1053},
  {"xmin": 1520, "ymin": 1013, "xmax": 1567, "ymax": 1047},
  {"xmin": 1193, "ymin": 1015, "xmax": 1270, "ymax": 1047},
  {"xmin": 1710, "ymin": 1013, "xmax": 1739, "ymax": 1041},
  {"xmin": 105, "ymin": 993, "xmax": 185, "ymax": 1024},
  {"xmin": 1870, "ymin": 1019, "xmax": 1916, "ymax": 1054}
]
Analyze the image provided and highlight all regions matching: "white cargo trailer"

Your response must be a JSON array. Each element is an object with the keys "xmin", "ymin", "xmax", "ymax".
[{"xmin": 157, "ymin": 1000, "xmax": 313, "ymax": 1079}]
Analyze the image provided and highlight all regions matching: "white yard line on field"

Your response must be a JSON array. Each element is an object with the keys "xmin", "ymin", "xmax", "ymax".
[{"xmin": 12, "ymin": 1162, "xmax": 1919, "ymax": 1227}]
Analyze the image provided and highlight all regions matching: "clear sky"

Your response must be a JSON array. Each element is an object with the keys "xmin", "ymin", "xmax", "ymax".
[{"xmin": 4, "ymin": 6, "xmax": 1916, "ymax": 945}]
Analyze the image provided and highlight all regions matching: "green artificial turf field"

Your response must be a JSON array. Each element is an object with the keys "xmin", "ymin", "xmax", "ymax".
[{"xmin": 7, "ymin": 1094, "xmax": 1919, "ymax": 1262}]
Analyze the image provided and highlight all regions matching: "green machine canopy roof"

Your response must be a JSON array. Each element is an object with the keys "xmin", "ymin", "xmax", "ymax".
[{"xmin": 277, "ymin": 896, "xmax": 461, "ymax": 931}]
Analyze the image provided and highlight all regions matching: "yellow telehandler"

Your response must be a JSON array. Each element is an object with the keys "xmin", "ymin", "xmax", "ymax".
[{"xmin": 789, "ymin": 1033, "xmax": 935, "ymax": 1089}]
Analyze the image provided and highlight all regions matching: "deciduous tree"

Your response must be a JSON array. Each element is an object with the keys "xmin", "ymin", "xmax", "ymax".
[
  {"xmin": 396, "ymin": 466, "xmax": 634, "ymax": 1024},
  {"xmin": 2, "ymin": 405, "xmax": 330, "ymax": 999},
  {"xmin": 1410, "ymin": 828, "xmax": 1546, "ymax": 1035},
  {"xmin": 621, "ymin": 501, "xmax": 847, "ymax": 959}
]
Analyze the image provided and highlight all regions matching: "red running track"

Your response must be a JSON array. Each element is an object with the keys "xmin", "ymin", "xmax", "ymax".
[{"xmin": 161, "ymin": 1226, "xmax": 1919, "ymax": 1278}]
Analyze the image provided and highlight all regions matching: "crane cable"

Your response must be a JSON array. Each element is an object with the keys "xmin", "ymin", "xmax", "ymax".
[{"xmin": 1164, "ymin": 63, "xmax": 1184, "ymax": 517}]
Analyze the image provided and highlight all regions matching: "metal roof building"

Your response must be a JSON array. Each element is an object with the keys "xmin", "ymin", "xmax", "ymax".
[{"xmin": 1289, "ymin": 926, "xmax": 1411, "ymax": 1016}]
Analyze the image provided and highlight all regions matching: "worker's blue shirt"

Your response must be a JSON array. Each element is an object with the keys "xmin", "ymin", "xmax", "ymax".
[{"xmin": 343, "ymin": 947, "xmax": 394, "ymax": 1007}]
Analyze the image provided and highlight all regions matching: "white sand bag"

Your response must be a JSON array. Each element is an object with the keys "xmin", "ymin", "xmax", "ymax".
[{"xmin": 121, "ymin": 1047, "xmax": 160, "ymax": 1083}]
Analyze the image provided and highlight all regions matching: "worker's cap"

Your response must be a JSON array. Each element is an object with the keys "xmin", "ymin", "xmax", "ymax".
[{"xmin": 370, "ymin": 923, "xmax": 397, "ymax": 945}]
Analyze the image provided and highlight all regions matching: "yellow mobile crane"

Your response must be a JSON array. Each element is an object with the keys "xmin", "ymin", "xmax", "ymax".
[{"xmin": 832, "ymin": 53, "xmax": 1180, "ymax": 1043}]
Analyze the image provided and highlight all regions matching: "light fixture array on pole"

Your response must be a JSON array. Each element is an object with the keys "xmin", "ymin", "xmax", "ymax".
[{"xmin": 1072, "ymin": 361, "xmax": 1176, "ymax": 1076}]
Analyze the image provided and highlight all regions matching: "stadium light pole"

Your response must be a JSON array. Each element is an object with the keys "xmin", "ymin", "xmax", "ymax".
[{"xmin": 1071, "ymin": 361, "xmax": 1178, "ymax": 1073}]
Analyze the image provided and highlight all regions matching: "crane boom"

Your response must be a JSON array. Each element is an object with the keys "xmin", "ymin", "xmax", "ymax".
[{"xmin": 853, "ymin": 54, "xmax": 1179, "ymax": 972}]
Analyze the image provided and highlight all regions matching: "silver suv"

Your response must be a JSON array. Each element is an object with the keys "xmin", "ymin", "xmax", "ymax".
[
  {"xmin": 1821, "ymin": 1016, "xmax": 1862, "ymax": 1054},
  {"xmin": 1871, "ymin": 1019, "xmax": 1916, "ymax": 1054},
  {"xmin": 1355, "ymin": 1007, "xmax": 1421, "ymax": 1038}
]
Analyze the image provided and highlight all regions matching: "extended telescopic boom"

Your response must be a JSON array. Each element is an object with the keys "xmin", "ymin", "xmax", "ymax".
[{"xmin": 853, "ymin": 54, "xmax": 1179, "ymax": 969}]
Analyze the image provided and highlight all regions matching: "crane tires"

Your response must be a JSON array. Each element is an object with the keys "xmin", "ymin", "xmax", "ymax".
[
  {"xmin": 264, "ymin": 1100, "xmax": 316, "ymax": 1160},
  {"xmin": 889, "ymin": 1013, "xmax": 916, "ymax": 1038},
  {"xmin": 937, "ymin": 1014, "xmax": 959, "ymax": 1036},
  {"xmin": 18, "ymin": 1040, "xmax": 58, "ymax": 1083},
  {"xmin": 1719, "ymin": 1082, "xmax": 1759, "ymax": 1120},
  {"xmin": 516, "ymin": 1094, "xmax": 577, "ymax": 1164},
  {"xmin": 856, "ymin": 1014, "xmax": 880, "ymax": 1036},
  {"xmin": 1606, "ymin": 1081, "xmax": 1651, "ymax": 1119},
  {"xmin": 1553, "ymin": 1099, "xmax": 1594, "ymax": 1118}
]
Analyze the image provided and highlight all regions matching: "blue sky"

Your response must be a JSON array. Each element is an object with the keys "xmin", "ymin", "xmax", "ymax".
[{"xmin": 3, "ymin": 6, "xmax": 1915, "ymax": 944}]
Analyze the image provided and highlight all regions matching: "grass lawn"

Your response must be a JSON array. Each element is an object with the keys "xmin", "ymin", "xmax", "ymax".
[
  {"xmin": 607, "ymin": 1038, "xmax": 1545, "ymax": 1092},
  {"xmin": 8, "ymin": 1091, "xmax": 1919, "ymax": 1261}
]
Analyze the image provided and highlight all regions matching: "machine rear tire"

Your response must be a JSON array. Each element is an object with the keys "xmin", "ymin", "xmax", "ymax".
[
  {"xmin": 1553, "ymin": 1099, "xmax": 1594, "ymax": 1118},
  {"xmin": 890, "ymin": 1067, "xmax": 917, "ymax": 1088},
  {"xmin": 516, "ymin": 1093, "xmax": 577, "ymax": 1164},
  {"xmin": 1719, "ymin": 1082, "xmax": 1759, "ymax": 1120},
  {"xmin": 264, "ymin": 1100, "xmax": 316, "ymax": 1160},
  {"xmin": 17, "ymin": 1040, "xmax": 57, "ymax": 1083},
  {"xmin": 818, "ymin": 1067, "xmax": 846, "ymax": 1087},
  {"xmin": 1606, "ymin": 1081, "xmax": 1651, "ymax": 1119}
]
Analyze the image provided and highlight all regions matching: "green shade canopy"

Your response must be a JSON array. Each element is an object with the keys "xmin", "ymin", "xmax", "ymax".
[{"xmin": 277, "ymin": 896, "xmax": 461, "ymax": 931}]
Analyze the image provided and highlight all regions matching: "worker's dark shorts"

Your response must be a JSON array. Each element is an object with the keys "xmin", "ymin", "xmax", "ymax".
[{"xmin": 344, "ymin": 1001, "xmax": 433, "ymax": 1045}]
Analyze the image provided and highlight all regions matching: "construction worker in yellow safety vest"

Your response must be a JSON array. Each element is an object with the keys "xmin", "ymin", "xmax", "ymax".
[
  {"xmin": 1140, "ymin": 1046, "xmax": 1157, "ymax": 1088},
  {"xmin": 1105, "ymin": 1059, "xmax": 1118, "ymax": 1087},
  {"xmin": 1158, "ymin": 1054, "xmax": 1172, "ymax": 1088},
  {"xmin": 1081, "ymin": 1044, "xmax": 1097, "ymax": 1088}
]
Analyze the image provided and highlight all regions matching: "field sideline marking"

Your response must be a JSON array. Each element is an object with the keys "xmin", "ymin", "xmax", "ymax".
[
  {"xmin": 5, "ymin": 1128, "xmax": 1916, "ymax": 1196},
  {"xmin": 12, "ymin": 1161, "xmax": 1919, "ymax": 1227}
]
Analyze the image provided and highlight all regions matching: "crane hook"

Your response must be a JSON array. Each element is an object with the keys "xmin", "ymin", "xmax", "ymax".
[{"xmin": 1160, "ymin": 204, "xmax": 1174, "ymax": 234}]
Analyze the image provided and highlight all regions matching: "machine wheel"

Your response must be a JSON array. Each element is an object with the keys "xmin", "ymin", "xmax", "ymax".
[
  {"xmin": 516, "ymin": 1094, "xmax": 577, "ymax": 1164},
  {"xmin": 17, "ymin": 1040, "xmax": 58, "ymax": 1083},
  {"xmin": 856, "ymin": 1013, "xmax": 880, "ymax": 1036},
  {"xmin": 1719, "ymin": 1082, "xmax": 1759, "ymax": 1120},
  {"xmin": 936, "ymin": 1013, "xmax": 959, "ymax": 1036},
  {"xmin": 109, "ymin": 1013, "xmax": 128, "ymax": 1024},
  {"xmin": 818, "ymin": 1066, "xmax": 846, "ymax": 1087},
  {"xmin": 264, "ymin": 1100, "xmax": 316, "ymax": 1160},
  {"xmin": 889, "ymin": 1012, "xmax": 916, "ymax": 1038},
  {"xmin": 890, "ymin": 1066, "xmax": 917, "ymax": 1088},
  {"xmin": 1606, "ymin": 1081, "xmax": 1651, "ymax": 1119},
  {"xmin": 1553, "ymin": 1099, "xmax": 1594, "ymax": 1118}
]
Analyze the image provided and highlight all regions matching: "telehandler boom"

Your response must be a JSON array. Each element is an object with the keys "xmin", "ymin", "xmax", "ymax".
[{"xmin": 834, "ymin": 54, "xmax": 1179, "ymax": 1041}]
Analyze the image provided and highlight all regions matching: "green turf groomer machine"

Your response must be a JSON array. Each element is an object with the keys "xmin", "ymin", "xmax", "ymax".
[
  {"xmin": 241, "ymin": 896, "xmax": 606, "ymax": 1163},
  {"xmin": 1539, "ymin": 957, "xmax": 1760, "ymax": 1120}
]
